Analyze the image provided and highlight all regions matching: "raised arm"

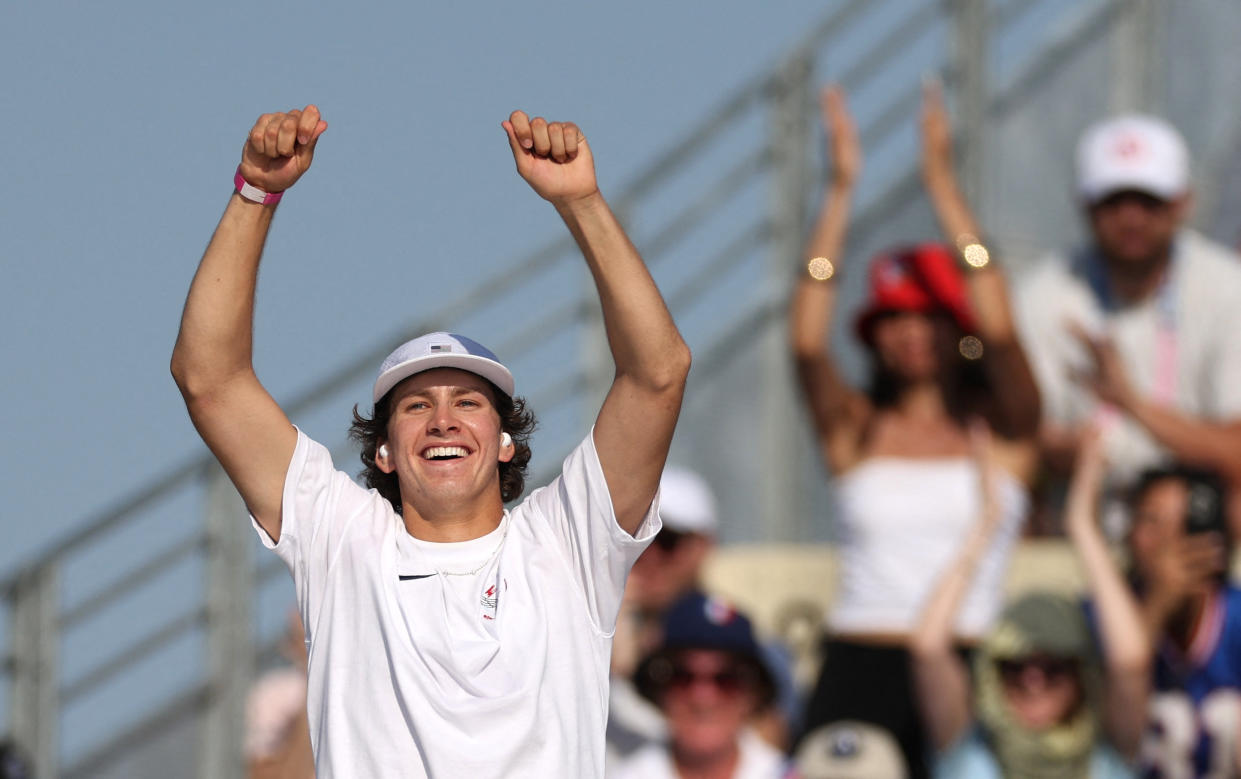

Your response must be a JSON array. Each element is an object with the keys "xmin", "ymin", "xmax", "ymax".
[
  {"xmin": 787, "ymin": 86, "xmax": 870, "ymax": 471},
  {"xmin": 920, "ymin": 82, "xmax": 1041, "ymax": 442},
  {"xmin": 170, "ymin": 106, "xmax": 328, "ymax": 542},
  {"xmin": 910, "ymin": 423, "xmax": 1006, "ymax": 751},
  {"xmin": 502, "ymin": 111, "xmax": 690, "ymax": 535},
  {"xmin": 1063, "ymin": 428, "xmax": 1151, "ymax": 760}
]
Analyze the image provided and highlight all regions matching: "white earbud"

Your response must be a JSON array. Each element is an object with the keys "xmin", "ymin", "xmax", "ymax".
[
  {"xmin": 378, "ymin": 444, "xmax": 389, "ymax": 459},
  {"xmin": 500, "ymin": 432, "xmax": 512, "ymax": 448}
]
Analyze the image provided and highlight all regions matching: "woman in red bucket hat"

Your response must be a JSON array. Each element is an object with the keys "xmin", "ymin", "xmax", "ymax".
[{"xmin": 788, "ymin": 83, "xmax": 1042, "ymax": 778}]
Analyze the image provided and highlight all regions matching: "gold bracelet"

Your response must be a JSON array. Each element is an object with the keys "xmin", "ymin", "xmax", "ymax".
[
  {"xmin": 806, "ymin": 256, "xmax": 835, "ymax": 281},
  {"xmin": 958, "ymin": 335, "xmax": 984, "ymax": 360},
  {"xmin": 955, "ymin": 234, "xmax": 991, "ymax": 269}
]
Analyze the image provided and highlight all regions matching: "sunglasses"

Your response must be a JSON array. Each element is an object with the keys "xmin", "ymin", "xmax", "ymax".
[
  {"xmin": 666, "ymin": 664, "xmax": 752, "ymax": 695},
  {"xmin": 995, "ymin": 656, "xmax": 1078, "ymax": 686}
]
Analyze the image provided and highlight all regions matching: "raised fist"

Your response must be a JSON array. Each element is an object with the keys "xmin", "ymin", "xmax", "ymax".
[
  {"xmin": 238, "ymin": 105, "xmax": 328, "ymax": 194},
  {"xmin": 503, "ymin": 111, "xmax": 598, "ymax": 205}
]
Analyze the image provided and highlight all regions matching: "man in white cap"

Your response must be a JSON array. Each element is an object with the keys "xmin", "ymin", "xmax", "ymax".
[
  {"xmin": 625, "ymin": 466, "xmax": 720, "ymax": 619},
  {"xmin": 171, "ymin": 104, "xmax": 690, "ymax": 777},
  {"xmin": 1015, "ymin": 114, "xmax": 1241, "ymax": 524}
]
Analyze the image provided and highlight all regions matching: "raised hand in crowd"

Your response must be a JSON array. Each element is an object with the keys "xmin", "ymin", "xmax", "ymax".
[
  {"xmin": 787, "ymin": 85, "xmax": 867, "ymax": 471},
  {"xmin": 1064, "ymin": 428, "xmax": 1151, "ymax": 759},
  {"xmin": 909, "ymin": 421, "xmax": 1011, "ymax": 752},
  {"xmin": 919, "ymin": 79, "xmax": 1041, "ymax": 442}
]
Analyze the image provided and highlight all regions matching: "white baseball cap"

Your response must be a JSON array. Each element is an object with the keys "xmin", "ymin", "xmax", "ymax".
[
  {"xmin": 1076, "ymin": 114, "xmax": 1189, "ymax": 203},
  {"xmin": 372, "ymin": 332, "xmax": 514, "ymax": 404},
  {"xmin": 658, "ymin": 467, "xmax": 718, "ymax": 535}
]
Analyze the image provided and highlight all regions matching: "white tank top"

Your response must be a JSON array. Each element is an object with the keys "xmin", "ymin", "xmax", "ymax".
[{"xmin": 828, "ymin": 457, "xmax": 1028, "ymax": 639}]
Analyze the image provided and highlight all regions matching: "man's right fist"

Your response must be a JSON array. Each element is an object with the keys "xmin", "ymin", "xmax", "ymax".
[{"xmin": 238, "ymin": 105, "xmax": 327, "ymax": 194}]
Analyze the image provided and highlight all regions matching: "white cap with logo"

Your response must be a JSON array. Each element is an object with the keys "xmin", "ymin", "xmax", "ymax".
[
  {"xmin": 1076, "ymin": 114, "xmax": 1190, "ymax": 203},
  {"xmin": 372, "ymin": 332, "xmax": 515, "ymax": 404}
]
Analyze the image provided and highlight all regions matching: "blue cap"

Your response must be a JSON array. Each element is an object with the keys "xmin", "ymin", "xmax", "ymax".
[
  {"xmin": 635, "ymin": 591, "xmax": 776, "ymax": 706},
  {"xmin": 661, "ymin": 591, "xmax": 764, "ymax": 657}
]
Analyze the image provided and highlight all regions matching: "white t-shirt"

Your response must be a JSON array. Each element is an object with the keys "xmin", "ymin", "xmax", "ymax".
[
  {"xmin": 610, "ymin": 730, "xmax": 787, "ymax": 779},
  {"xmin": 253, "ymin": 428, "xmax": 661, "ymax": 778},
  {"xmin": 1015, "ymin": 229, "xmax": 1241, "ymax": 486}
]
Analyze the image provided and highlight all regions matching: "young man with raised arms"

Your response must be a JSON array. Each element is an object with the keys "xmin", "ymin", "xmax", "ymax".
[{"xmin": 171, "ymin": 104, "xmax": 691, "ymax": 777}]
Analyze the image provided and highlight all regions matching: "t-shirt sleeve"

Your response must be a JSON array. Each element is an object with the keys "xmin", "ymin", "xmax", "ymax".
[
  {"xmin": 250, "ymin": 428, "xmax": 379, "ymax": 637},
  {"xmin": 516, "ymin": 427, "xmax": 661, "ymax": 634}
]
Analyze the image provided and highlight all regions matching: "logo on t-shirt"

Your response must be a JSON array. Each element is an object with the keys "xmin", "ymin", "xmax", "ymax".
[{"xmin": 480, "ymin": 579, "xmax": 508, "ymax": 620}]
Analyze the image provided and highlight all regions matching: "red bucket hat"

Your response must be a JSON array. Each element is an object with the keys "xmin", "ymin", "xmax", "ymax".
[{"xmin": 854, "ymin": 243, "xmax": 977, "ymax": 345}]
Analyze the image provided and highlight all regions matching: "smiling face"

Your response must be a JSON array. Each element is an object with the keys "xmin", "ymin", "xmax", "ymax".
[{"xmin": 374, "ymin": 368, "xmax": 514, "ymax": 532}]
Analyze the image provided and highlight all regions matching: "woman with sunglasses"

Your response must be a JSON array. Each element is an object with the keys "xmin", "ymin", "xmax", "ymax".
[
  {"xmin": 618, "ymin": 591, "xmax": 786, "ymax": 779},
  {"xmin": 790, "ymin": 83, "xmax": 1041, "ymax": 777},
  {"xmin": 911, "ymin": 429, "xmax": 1150, "ymax": 777}
]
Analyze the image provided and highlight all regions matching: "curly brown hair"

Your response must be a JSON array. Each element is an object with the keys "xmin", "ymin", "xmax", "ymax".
[{"xmin": 349, "ymin": 379, "xmax": 537, "ymax": 512}]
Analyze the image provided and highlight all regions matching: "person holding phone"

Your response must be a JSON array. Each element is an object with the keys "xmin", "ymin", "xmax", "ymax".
[{"xmin": 1126, "ymin": 465, "xmax": 1241, "ymax": 777}]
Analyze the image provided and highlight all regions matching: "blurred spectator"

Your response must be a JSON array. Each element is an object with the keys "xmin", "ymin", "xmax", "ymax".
[
  {"xmin": 609, "ymin": 468, "xmax": 796, "ymax": 772},
  {"xmin": 791, "ymin": 721, "xmax": 907, "ymax": 779},
  {"xmin": 245, "ymin": 610, "xmax": 313, "ymax": 779},
  {"xmin": 625, "ymin": 466, "xmax": 720, "ymax": 657},
  {"xmin": 788, "ymin": 83, "xmax": 1039, "ymax": 778},
  {"xmin": 911, "ymin": 428, "xmax": 1149, "ymax": 777},
  {"xmin": 1125, "ymin": 465, "xmax": 1241, "ymax": 776},
  {"xmin": 1014, "ymin": 114, "xmax": 1241, "ymax": 532},
  {"xmin": 614, "ymin": 592, "xmax": 787, "ymax": 779},
  {"xmin": 609, "ymin": 466, "xmax": 722, "ymax": 770},
  {"xmin": 0, "ymin": 741, "xmax": 31, "ymax": 779}
]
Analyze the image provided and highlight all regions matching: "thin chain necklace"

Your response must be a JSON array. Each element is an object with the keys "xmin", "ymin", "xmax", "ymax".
[{"xmin": 434, "ymin": 519, "xmax": 509, "ymax": 577}]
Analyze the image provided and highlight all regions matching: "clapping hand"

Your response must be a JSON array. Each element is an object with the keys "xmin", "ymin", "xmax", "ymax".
[
  {"xmin": 1068, "ymin": 321, "xmax": 1137, "ymax": 410},
  {"xmin": 819, "ymin": 85, "xmax": 861, "ymax": 190}
]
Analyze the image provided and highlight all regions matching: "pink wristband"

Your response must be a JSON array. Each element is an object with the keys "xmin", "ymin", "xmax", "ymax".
[{"xmin": 234, "ymin": 167, "xmax": 284, "ymax": 205}]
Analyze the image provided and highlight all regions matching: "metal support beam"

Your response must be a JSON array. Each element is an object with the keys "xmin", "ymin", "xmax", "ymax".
[
  {"xmin": 10, "ymin": 563, "xmax": 59, "ymax": 778},
  {"xmin": 198, "ymin": 464, "xmax": 253, "ymax": 779},
  {"xmin": 1110, "ymin": 0, "xmax": 1161, "ymax": 114},
  {"xmin": 952, "ymin": 0, "xmax": 989, "ymax": 209},
  {"xmin": 764, "ymin": 51, "xmax": 814, "ymax": 542}
]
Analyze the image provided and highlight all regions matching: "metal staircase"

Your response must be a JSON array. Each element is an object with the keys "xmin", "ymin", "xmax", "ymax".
[{"xmin": 6, "ymin": 0, "xmax": 1240, "ymax": 775}]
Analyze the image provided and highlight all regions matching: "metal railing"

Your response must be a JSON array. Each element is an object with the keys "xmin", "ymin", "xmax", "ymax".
[{"xmin": 0, "ymin": 0, "xmax": 1176, "ymax": 775}]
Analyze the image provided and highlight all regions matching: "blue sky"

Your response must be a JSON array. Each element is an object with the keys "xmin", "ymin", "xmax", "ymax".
[{"xmin": 1, "ymin": 0, "xmax": 841, "ymax": 575}]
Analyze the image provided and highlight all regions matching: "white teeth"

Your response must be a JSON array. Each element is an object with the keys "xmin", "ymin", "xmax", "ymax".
[{"xmin": 423, "ymin": 446, "xmax": 468, "ymax": 460}]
